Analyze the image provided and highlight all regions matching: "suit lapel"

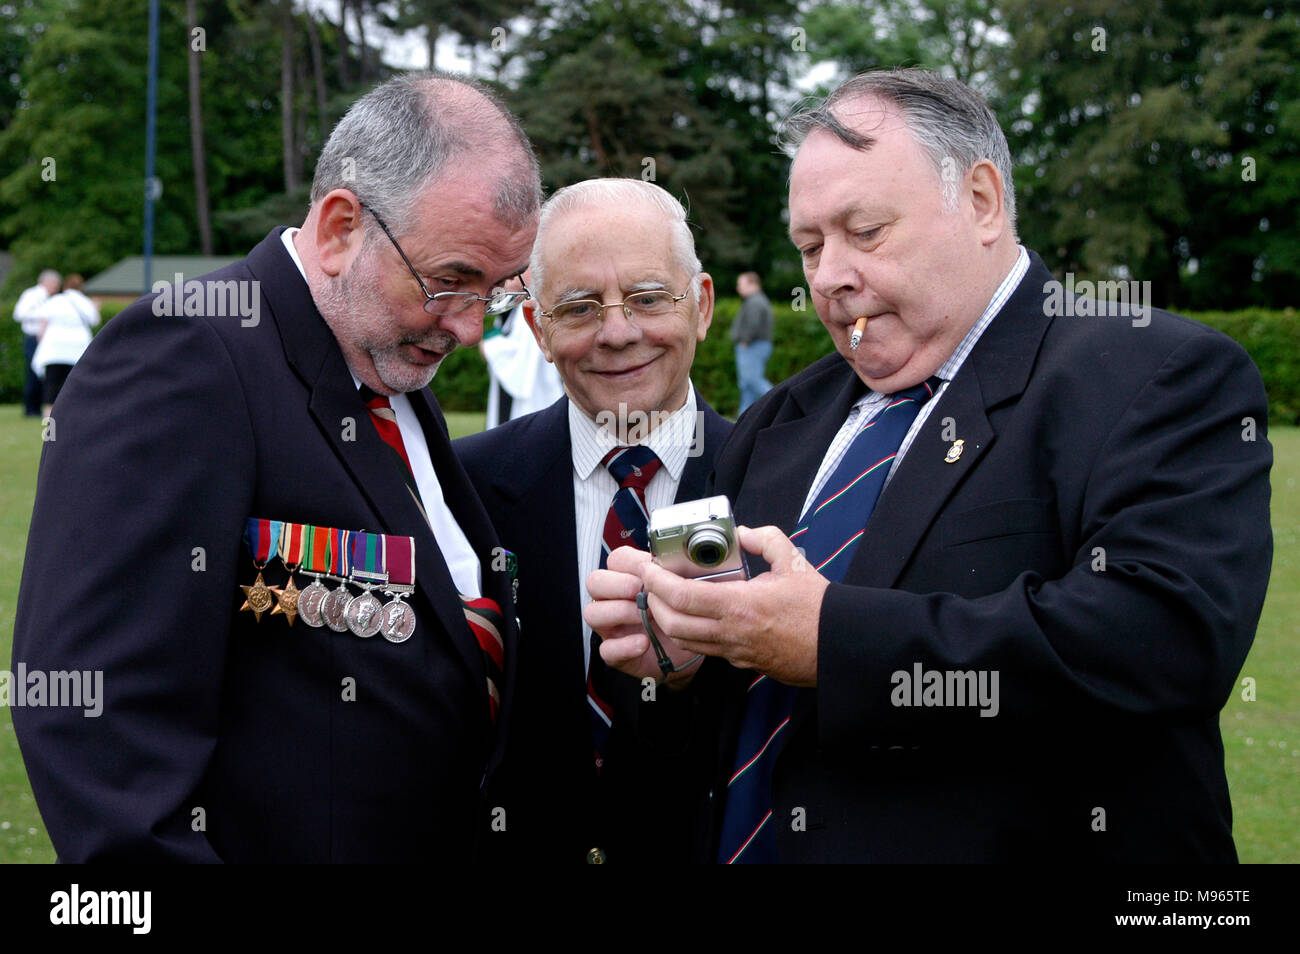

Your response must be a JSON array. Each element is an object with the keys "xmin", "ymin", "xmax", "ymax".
[
  {"xmin": 484, "ymin": 399, "xmax": 585, "ymax": 697},
  {"xmin": 846, "ymin": 372, "xmax": 994, "ymax": 587},
  {"xmin": 407, "ymin": 386, "xmax": 516, "ymax": 729},
  {"xmin": 735, "ymin": 366, "xmax": 864, "ymax": 543},
  {"xmin": 845, "ymin": 253, "xmax": 1057, "ymax": 588}
]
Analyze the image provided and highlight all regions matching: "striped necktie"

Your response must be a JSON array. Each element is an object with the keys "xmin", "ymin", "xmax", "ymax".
[
  {"xmin": 716, "ymin": 376, "xmax": 942, "ymax": 863},
  {"xmin": 356, "ymin": 384, "xmax": 504, "ymax": 724},
  {"xmin": 587, "ymin": 445, "xmax": 663, "ymax": 770}
]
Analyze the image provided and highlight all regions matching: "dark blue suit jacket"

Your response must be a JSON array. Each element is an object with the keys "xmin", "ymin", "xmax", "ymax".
[
  {"xmin": 695, "ymin": 251, "xmax": 1272, "ymax": 862},
  {"xmin": 455, "ymin": 394, "xmax": 731, "ymax": 862},
  {"xmin": 12, "ymin": 229, "xmax": 518, "ymax": 862}
]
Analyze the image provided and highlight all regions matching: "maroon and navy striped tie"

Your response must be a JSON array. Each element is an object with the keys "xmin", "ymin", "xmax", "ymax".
[
  {"xmin": 588, "ymin": 445, "xmax": 663, "ymax": 770},
  {"xmin": 716, "ymin": 376, "xmax": 941, "ymax": 863}
]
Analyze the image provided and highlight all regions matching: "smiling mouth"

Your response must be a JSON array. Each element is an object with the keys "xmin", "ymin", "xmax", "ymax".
[{"xmin": 593, "ymin": 357, "xmax": 655, "ymax": 379}]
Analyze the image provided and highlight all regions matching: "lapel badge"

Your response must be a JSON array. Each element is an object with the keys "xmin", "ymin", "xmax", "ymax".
[{"xmin": 944, "ymin": 439, "xmax": 965, "ymax": 464}]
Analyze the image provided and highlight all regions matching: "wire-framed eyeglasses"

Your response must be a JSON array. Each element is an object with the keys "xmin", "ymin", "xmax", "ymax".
[{"xmin": 360, "ymin": 202, "xmax": 527, "ymax": 317}]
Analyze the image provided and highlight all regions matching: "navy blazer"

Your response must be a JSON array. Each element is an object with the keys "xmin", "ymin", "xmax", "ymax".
[
  {"xmin": 12, "ymin": 229, "xmax": 518, "ymax": 862},
  {"xmin": 455, "ymin": 394, "xmax": 731, "ymax": 862},
  {"xmin": 695, "ymin": 251, "xmax": 1272, "ymax": 862}
]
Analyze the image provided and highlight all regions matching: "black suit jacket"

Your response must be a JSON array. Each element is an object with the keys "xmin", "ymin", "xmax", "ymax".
[
  {"xmin": 11, "ymin": 229, "xmax": 518, "ymax": 862},
  {"xmin": 455, "ymin": 394, "xmax": 731, "ymax": 862},
  {"xmin": 695, "ymin": 251, "xmax": 1272, "ymax": 862}
]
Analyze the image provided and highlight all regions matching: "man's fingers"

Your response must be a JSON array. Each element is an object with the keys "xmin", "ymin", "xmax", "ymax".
[
  {"xmin": 606, "ymin": 545, "xmax": 653, "ymax": 575},
  {"xmin": 586, "ymin": 567, "xmax": 643, "ymax": 602},
  {"xmin": 641, "ymin": 561, "xmax": 730, "ymax": 621},
  {"xmin": 598, "ymin": 632, "xmax": 650, "ymax": 667},
  {"xmin": 583, "ymin": 590, "xmax": 644, "ymax": 634},
  {"xmin": 739, "ymin": 524, "xmax": 812, "ymax": 573}
]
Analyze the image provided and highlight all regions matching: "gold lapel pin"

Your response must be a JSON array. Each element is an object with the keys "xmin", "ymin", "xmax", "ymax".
[{"xmin": 945, "ymin": 439, "xmax": 965, "ymax": 463}]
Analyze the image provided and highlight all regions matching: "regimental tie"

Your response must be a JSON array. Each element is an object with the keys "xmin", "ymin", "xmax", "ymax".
[
  {"xmin": 717, "ymin": 376, "xmax": 943, "ymax": 864},
  {"xmin": 589, "ymin": 445, "xmax": 663, "ymax": 771},
  {"xmin": 356, "ymin": 384, "xmax": 504, "ymax": 724}
]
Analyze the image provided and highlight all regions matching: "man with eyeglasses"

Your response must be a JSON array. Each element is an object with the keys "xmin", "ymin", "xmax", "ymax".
[
  {"xmin": 456, "ymin": 178, "xmax": 731, "ymax": 863},
  {"xmin": 13, "ymin": 73, "xmax": 540, "ymax": 862}
]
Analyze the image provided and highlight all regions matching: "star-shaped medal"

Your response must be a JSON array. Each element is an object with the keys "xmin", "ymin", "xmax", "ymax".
[
  {"xmin": 240, "ymin": 570, "xmax": 275, "ymax": 622},
  {"xmin": 270, "ymin": 575, "xmax": 301, "ymax": 626}
]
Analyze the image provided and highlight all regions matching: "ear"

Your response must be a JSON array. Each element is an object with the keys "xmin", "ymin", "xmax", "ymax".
[
  {"xmin": 522, "ymin": 299, "xmax": 555, "ymax": 362},
  {"xmin": 313, "ymin": 189, "xmax": 367, "ymax": 277},
  {"xmin": 967, "ymin": 159, "xmax": 1007, "ymax": 246},
  {"xmin": 693, "ymin": 272, "xmax": 715, "ymax": 340}
]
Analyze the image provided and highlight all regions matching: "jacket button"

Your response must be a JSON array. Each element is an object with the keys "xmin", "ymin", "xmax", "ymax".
[{"xmin": 586, "ymin": 847, "xmax": 606, "ymax": 864}]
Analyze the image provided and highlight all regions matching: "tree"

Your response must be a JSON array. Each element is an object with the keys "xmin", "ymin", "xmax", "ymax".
[
  {"xmin": 187, "ymin": 0, "xmax": 213, "ymax": 254},
  {"xmin": 1000, "ymin": 0, "xmax": 1299, "ymax": 308}
]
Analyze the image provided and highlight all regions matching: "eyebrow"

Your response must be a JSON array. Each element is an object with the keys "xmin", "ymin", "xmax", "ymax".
[
  {"xmin": 551, "ymin": 278, "xmax": 672, "ymax": 303},
  {"xmin": 788, "ymin": 203, "xmax": 878, "ymax": 241}
]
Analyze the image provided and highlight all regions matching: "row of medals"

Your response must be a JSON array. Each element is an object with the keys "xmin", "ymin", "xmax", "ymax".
[{"xmin": 243, "ymin": 568, "xmax": 416, "ymax": 643}]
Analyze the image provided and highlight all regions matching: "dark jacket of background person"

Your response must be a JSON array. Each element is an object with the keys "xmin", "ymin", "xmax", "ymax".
[{"xmin": 729, "ymin": 290, "xmax": 773, "ymax": 345}]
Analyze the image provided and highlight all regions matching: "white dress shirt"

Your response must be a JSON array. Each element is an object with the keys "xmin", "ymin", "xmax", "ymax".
[
  {"xmin": 801, "ymin": 247, "xmax": 1031, "ymax": 516},
  {"xmin": 282, "ymin": 227, "xmax": 481, "ymax": 597},
  {"xmin": 14, "ymin": 284, "xmax": 50, "ymax": 336},
  {"xmin": 571, "ymin": 387, "xmax": 700, "ymax": 674}
]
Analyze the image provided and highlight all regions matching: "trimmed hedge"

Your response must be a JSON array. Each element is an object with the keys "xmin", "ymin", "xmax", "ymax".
[{"xmin": 2, "ymin": 296, "xmax": 1295, "ymax": 424}]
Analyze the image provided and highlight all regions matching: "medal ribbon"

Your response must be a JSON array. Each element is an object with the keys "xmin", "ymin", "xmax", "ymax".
[
  {"xmin": 329, "ymin": 528, "xmax": 351, "ymax": 578},
  {"xmin": 279, "ymin": 522, "xmax": 307, "ymax": 569},
  {"xmin": 386, "ymin": 535, "xmax": 415, "ymax": 590},
  {"xmin": 243, "ymin": 518, "xmax": 282, "ymax": 566},
  {"xmin": 350, "ymin": 531, "xmax": 387, "ymax": 585},
  {"xmin": 306, "ymin": 524, "xmax": 336, "ymax": 576}
]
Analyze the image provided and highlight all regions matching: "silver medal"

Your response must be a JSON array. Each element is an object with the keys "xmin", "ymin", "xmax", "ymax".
[
  {"xmin": 297, "ymin": 579, "xmax": 330, "ymax": 628},
  {"xmin": 345, "ymin": 590, "xmax": 384, "ymax": 638},
  {"xmin": 380, "ymin": 597, "xmax": 417, "ymax": 643},
  {"xmin": 321, "ymin": 582, "xmax": 353, "ymax": 632}
]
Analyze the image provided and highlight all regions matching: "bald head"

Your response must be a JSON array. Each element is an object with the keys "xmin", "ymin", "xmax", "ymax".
[
  {"xmin": 530, "ymin": 178, "xmax": 701, "ymax": 299},
  {"xmin": 310, "ymin": 71, "xmax": 542, "ymax": 238}
]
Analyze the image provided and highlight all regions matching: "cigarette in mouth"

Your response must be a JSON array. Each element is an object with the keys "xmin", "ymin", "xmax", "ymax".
[{"xmin": 850, "ymin": 316, "xmax": 868, "ymax": 350}]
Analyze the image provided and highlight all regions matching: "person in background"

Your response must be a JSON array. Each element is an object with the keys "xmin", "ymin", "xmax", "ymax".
[
  {"xmin": 31, "ymin": 273, "xmax": 100, "ymax": 416},
  {"xmin": 13, "ymin": 269, "xmax": 61, "ymax": 417},
  {"xmin": 730, "ymin": 271, "xmax": 774, "ymax": 414},
  {"xmin": 480, "ymin": 268, "xmax": 564, "ymax": 428}
]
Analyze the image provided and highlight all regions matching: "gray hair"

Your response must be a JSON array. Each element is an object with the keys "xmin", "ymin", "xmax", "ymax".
[
  {"xmin": 310, "ymin": 71, "xmax": 541, "ymax": 239},
  {"xmin": 38, "ymin": 269, "xmax": 61, "ymax": 286},
  {"xmin": 530, "ymin": 178, "xmax": 702, "ymax": 300},
  {"xmin": 783, "ymin": 68, "xmax": 1016, "ymax": 227}
]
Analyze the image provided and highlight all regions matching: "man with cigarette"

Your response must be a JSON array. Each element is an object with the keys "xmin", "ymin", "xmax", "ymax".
[{"xmin": 585, "ymin": 69, "xmax": 1272, "ymax": 862}]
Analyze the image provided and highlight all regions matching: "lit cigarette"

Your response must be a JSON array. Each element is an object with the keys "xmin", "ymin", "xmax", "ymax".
[{"xmin": 850, "ymin": 316, "xmax": 867, "ymax": 350}]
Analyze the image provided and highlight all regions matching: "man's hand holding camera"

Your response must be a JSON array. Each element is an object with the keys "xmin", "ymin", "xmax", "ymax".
[{"xmin": 584, "ymin": 524, "xmax": 828, "ymax": 688}]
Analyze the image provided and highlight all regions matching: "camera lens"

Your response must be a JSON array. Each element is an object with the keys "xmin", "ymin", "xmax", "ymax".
[{"xmin": 687, "ymin": 527, "xmax": 730, "ymax": 568}]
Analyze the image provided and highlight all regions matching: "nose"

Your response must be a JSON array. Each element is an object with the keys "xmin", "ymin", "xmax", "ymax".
[
  {"xmin": 440, "ymin": 304, "xmax": 487, "ymax": 348},
  {"xmin": 593, "ymin": 302, "xmax": 642, "ymax": 348},
  {"xmin": 809, "ymin": 235, "xmax": 861, "ymax": 302}
]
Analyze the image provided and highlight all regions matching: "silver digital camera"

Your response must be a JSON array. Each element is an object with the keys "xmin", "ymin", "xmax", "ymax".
[{"xmin": 648, "ymin": 495, "xmax": 749, "ymax": 583}]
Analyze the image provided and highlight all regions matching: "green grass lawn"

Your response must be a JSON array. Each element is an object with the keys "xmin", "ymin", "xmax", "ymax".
[{"xmin": 0, "ymin": 409, "xmax": 1295, "ymax": 862}]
